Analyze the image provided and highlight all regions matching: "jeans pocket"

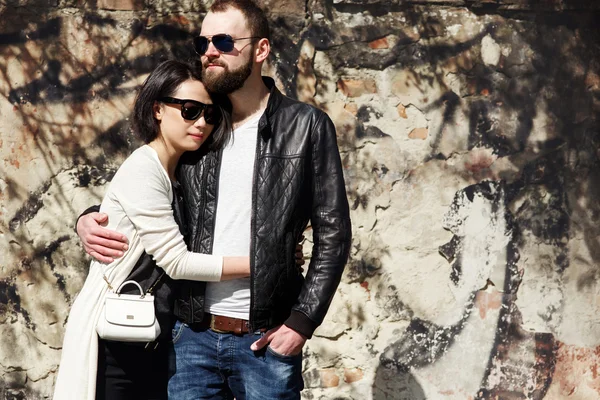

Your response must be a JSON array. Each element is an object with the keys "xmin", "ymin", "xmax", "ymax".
[
  {"xmin": 266, "ymin": 345, "xmax": 301, "ymax": 362},
  {"xmin": 171, "ymin": 320, "xmax": 187, "ymax": 344}
]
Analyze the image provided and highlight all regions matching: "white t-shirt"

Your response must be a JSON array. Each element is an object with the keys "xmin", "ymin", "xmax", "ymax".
[{"xmin": 205, "ymin": 113, "xmax": 260, "ymax": 319}]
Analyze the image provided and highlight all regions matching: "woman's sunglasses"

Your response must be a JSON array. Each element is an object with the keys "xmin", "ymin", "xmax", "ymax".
[
  {"xmin": 159, "ymin": 97, "xmax": 220, "ymax": 124},
  {"xmin": 193, "ymin": 34, "xmax": 260, "ymax": 55}
]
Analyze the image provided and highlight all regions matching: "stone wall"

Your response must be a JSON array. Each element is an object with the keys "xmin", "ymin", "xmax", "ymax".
[{"xmin": 1, "ymin": 0, "xmax": 599, "ymax": 399}]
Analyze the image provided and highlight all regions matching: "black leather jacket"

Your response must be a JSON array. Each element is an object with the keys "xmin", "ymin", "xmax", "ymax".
[{"xmin": 174, "ymin": 77, "xmax": 351, "ymax": 338}]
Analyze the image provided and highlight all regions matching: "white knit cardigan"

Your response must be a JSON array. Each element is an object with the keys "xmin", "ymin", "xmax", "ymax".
[{"xmin": 53, "ymin": 145, "xmax": 223, "ymax": 399}]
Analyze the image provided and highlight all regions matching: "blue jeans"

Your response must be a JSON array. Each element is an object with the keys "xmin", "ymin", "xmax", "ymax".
[{"xmin": 167, "ymin": 321, "xmax": 304, "ymax": 400}]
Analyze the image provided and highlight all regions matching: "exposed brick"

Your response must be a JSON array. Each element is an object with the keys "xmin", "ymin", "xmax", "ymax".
[
  {"xmin": 368, "ymin": 37, "xmax": 389, "ymax": 49},
  {"xmin": 360, "ymin": 281, "xmax": 371, "ymax": 300},
  {"xmin": 397, "ymin": 103, "xmax": 407, "ymax": 119},
  {"xmin": 548, "ymin": 342, "xmax": 600, "ymax": 397},
  {"xmin": 344, "ymin": 367, "xmax": 364, "ymax": 383},
  {"xmin": 97, "ymin": 0, "xmax": 143, "ymax": 11},
  {"xmin": 475, "ymin": 290, "xmax": 502, "ymax": 320},
  {"xmin": 319, "ymin": 368, "xmax": 340, "ymax": 388},
  {"xmin": 344, "ymin": 103, "xmax": 358, "ymax": 115},
  {"xmin": 586, "ymin": 71, "xmax": 600, "ymax": 89},
  {"xmin": 337, "ymin": 79, "xmax": 377, "ymax": 98},
  {"xmin": 170, "ymin": 15, "xmax": 191, "ymax": 26},
  {"xmin": 408, "ymin": 127, "xmax": 428, "ymax": 140},
  {"xmin": 464, "ymin": 149, "xmax": 496, "ymax": 174}
]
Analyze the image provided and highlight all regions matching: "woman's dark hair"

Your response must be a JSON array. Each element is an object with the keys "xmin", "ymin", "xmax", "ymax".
[{"xmin": 132, "ymin": 60, "xmax": 231, "ymax": 150}]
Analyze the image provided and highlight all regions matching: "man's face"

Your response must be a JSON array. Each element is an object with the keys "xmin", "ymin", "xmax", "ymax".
[{"xmin": 199, "ymin": 8, "xmax": 255, "ymax": 94}]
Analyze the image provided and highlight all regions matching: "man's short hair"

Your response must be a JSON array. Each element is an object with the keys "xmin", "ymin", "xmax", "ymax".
[{"xmin": 210, "ymin": 0, "xmax": 270, "ymax": 42}]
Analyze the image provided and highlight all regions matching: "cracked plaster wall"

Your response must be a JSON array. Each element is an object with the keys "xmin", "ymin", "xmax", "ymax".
[{"xmin": 1, "ymin": 0, "xmax": 599, "ymax": 399}]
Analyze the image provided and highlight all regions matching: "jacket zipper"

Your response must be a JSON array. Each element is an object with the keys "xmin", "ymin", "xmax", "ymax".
[
  {"xmin": 209, "ymin": 150, "xmax": 222, "ymax": 254},
  {"xmin": 248, "ymin": 121, "xmax": 265, "ymax": 332},
  {"xmin": 194, "ymin": 150, "xmax": 222, "ymax": 253},
  {"xmin": 191, "ymin": 150, "xmax": 222, "ymax": 321}
]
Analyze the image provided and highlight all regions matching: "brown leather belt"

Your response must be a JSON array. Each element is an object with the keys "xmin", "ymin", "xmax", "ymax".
[{"xmin": 200, "ymin": 313, "xmax": 252, "ymax": 335}]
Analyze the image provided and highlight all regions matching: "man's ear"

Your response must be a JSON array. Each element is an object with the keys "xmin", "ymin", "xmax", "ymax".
[
  {"xmin": 153, "ymin": 101, "xmax": 163, "ymax": 120},
  {"xmin": 255, "ymin": 38, "xmax": 270, "ymax": 63}
]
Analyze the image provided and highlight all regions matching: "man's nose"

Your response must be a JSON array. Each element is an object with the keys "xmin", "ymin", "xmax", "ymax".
[{"xmin": 204, "ymin": 41, "xmax": 220, "ymax": 58}]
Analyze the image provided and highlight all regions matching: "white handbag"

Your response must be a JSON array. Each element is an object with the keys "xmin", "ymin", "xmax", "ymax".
[{"xmin": 96, "ymin": 280, "xmax": 161, "ymax": 342}]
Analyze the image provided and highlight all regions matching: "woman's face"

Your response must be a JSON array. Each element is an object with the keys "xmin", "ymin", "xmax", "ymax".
[{"xmin": 155, "ymin": 79, "xmax": 215, "ymax": 153}]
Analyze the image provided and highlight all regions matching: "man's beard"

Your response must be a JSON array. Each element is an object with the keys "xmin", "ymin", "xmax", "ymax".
[{"xmin": 202, "ymin": 53, "xmax": 253, "ymax": 95}]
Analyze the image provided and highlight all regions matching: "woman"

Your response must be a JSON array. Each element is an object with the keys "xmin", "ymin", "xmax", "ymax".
[{"xmin": 54, "ymin": 60, "xmax": 246, "ymax": 399}]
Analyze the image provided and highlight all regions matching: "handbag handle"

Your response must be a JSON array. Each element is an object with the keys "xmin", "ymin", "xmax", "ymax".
[
  {"xmin": 116, "ymin": 280, "xmax": 145, "ymax": 297},
  {"xmin": 101, "ymin": 271, "xmax": 164, "ymax": 296}
]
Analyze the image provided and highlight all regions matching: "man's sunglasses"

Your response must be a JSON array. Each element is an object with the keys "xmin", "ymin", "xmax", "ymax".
[
  {"xmin": 159, "ymin": 97, "xmax": 220, "ymax": 124},
  {"xmin": 193, "ymin": 34, "xmax": 260, "ymax": 55}
]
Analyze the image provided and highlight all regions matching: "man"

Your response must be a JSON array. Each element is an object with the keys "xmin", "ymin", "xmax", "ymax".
[{"xmin": 77, "ymin": 0, "xmax": 351, "ymax": 398}]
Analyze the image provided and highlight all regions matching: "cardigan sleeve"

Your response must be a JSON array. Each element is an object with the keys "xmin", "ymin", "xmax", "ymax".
[{"xmin": 107, "ymin": 148, "xmax": 222, "ymax": 282}]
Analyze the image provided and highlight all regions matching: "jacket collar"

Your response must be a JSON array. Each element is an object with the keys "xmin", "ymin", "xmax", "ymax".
[{"xmin": 258, "ymin": 76, "xmax": 284, "ymax": 139}]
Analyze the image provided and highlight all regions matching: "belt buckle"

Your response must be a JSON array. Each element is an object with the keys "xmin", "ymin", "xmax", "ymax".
[{"xmin": 209, "ymin": 315, "xmax": 229, "ymax": 334}]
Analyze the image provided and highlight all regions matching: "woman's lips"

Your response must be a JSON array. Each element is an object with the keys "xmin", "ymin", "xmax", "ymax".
[{"xmin": 189, "ymin": 133, "xmax": 205, "ymax": 141}]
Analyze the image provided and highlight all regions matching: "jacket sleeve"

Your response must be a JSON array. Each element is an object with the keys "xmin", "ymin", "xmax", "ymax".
[
  {"xmin": 74, "ymin": 204, "xmax": 100, "ymax": 233},
  {"xmin": 284, "ymin": 112, "xmax": 352, "ymax": 338}
]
